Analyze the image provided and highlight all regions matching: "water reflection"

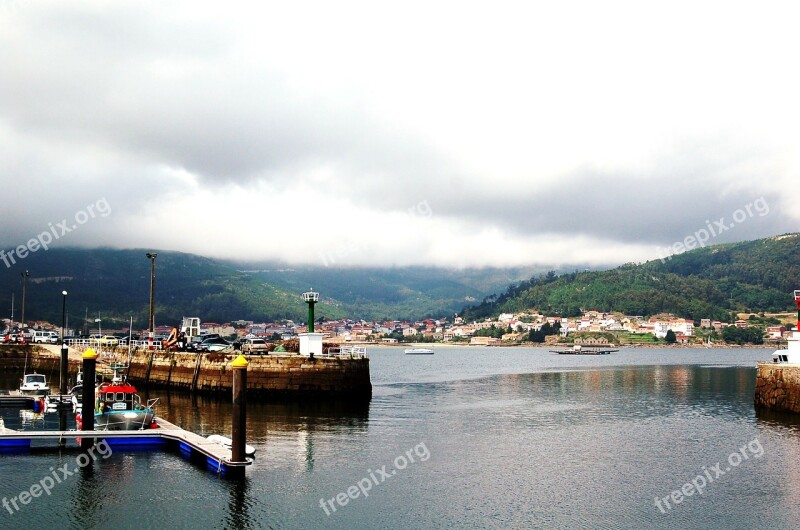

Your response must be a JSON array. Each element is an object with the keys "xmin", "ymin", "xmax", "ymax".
[{"xmin": 226, "ymin": 477, "xmax": 252, "ymax": 529}]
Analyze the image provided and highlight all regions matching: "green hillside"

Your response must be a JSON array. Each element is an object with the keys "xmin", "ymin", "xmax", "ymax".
[
  {"xmin": 241, "ymin": 264, "xmax": 557, "ymax": 321},
  {"xmin": 0, "ymin": 249, "xmax": 345, "ymax": 330},
  {"xmin": 462, "ymin": 234, "xmax": 800, "ymax": 322},
  {"xmin": 0, "ymin": 248, "xmax": 550, "ymax": 328}
]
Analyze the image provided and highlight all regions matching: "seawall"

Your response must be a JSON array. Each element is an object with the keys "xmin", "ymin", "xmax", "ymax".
[
  {"xmin": 754, "ymin": 363, "xmax": 800, "ymax": 413},
  {"xmin": 5, "ymin": 346, "xmax": 371, "ymax": 399},
  {"xmin": 125, "ymin": 350, "xmax": 372, "ymax": 399}
]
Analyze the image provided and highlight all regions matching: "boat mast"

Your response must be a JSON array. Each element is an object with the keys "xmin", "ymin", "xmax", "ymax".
[{"xmin": 127, "ymin": 315, "xmax": 133, "ymax": 366}]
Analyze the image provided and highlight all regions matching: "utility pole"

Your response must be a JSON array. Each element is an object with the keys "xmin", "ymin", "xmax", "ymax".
[
  {"xmin": 146, "ymin": 253, "xmax": 157, "ymax": 350},
  {"xmin": 20, "ymin": 270, "xmax": 29, "ymax": 329}
]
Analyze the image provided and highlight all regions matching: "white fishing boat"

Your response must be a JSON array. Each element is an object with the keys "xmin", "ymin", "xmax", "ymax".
[
  {"xmin": 19, "ymin": 348, "xmax": 51, "ymax": 396},
  {"xmin": 405, "ymin": 348, "xmax": 434, "ymax": 355},
  {"xmin": 19, "ymin": 373, "xmax": 50, "ymax": 396}
]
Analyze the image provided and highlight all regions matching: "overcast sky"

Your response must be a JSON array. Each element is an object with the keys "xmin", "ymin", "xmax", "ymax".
[{"xmin": 1, "ymin": 1, "xmax": 798, "ymax": 269}]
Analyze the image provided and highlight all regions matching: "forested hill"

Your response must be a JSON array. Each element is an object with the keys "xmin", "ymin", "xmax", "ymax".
[
  {"xmin": 461, "ymin": 234, "xmax": 800, "ymax": 322},
  {"xmin": 0, "ymin": 248, "xmax": 549, "ymax": 328}
]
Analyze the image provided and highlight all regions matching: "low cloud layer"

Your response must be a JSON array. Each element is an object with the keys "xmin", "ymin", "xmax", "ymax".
[{"xmin": 1, "ymin": 1, "xmax": 798, "ymax": 270}]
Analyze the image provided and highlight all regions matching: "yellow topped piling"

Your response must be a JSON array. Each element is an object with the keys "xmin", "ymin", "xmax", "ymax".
[{"xmin": 232, "ymin": 355, "xmax": 248, "ymax": 369}]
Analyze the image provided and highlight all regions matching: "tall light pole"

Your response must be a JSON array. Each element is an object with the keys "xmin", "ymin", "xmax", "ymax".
[
  {"xmin": 61, "ymin": 291, "xmax": 68, "ymax": 341},
  {"xmin": 60, "ymin": 291, "xmax": 68, "ymax": 395},
  {"xmin": 146, "ymin": 253, "xmax": 157, "ymax": 350},
  {"xmin": 59, "ymin": 289, "xmax": 69, "ymax": 442},
  {"xmin": 20, "ymin": 270, "xmax": 29, "ymax": 328},
  {"xmin": 95, "ymin": 317, "xmax": 102, "ymax": 355}
]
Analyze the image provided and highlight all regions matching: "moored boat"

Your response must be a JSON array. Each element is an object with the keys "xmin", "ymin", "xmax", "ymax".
[
  {"xmin": 207, "ymin": 434, "xmax": 256, "ymax": 457},
  {"xmin": 90, "ymin": 381, "xmax": 158, "ymax": 430},
  {"xmin": 19, "ymin": 373, "xmax": 50, "ymax": 396},
  {"xmin": 550, "ymin": 345, "xmax": 618, "ymax": 355},
  {"xmin": 405, "ymin": 348, "xmax": 434, "ymax": 355}
]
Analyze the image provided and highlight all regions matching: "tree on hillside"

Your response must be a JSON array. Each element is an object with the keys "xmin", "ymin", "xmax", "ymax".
[
  {"xmin": 528, "ymin": 322, "xmax": 561, "ymax": 343},
  {"xmin": 665, "ymin": 330, "xmax": 677, "ymax": 344},
  {"xmin": 721, "ymin": 325, "xmax": 764, "ymax": 345}
]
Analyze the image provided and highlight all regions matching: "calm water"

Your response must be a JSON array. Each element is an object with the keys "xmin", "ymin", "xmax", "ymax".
[{"xmin": 2, "ymin": 346, "xmax": 799, "ymax": 529}]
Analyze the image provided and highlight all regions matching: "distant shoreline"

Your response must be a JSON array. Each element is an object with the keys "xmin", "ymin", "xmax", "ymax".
[{"xmin": 345, "ymin": 341, "xmax": 781, "ymax": 349}]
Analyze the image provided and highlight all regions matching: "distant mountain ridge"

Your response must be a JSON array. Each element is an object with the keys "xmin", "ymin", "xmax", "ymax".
[
  {"xmin": 461, "ymin": 233, "xmax": 800, "ymax": 322},
  {"xmin": 0, "ymin": 248, "xmax": 556, "ymax": 329}
]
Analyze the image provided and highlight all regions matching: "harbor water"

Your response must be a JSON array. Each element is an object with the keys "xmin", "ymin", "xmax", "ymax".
[{"xmin": 1, "ymin": 346, "xmax": 798, "ymax": 529}]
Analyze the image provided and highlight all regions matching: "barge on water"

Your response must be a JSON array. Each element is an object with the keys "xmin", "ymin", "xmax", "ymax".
[{"xmin": 550, "ymin": 345, "xmax": 619, "ymax": 355}]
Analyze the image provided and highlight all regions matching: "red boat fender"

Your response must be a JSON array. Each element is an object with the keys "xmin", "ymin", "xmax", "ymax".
[{"xmin": 76, "ymin": 412, "xmax": 83, "ymax": 430}]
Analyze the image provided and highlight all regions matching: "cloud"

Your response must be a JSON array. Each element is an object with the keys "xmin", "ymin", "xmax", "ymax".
[{"xmin": 1, "ymin": 0, "xmax": 799, "ymax": 268}]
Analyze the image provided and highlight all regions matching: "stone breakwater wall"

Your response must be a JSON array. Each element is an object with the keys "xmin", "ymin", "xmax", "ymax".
[
  {"xmin": 125, "ymin": 351, "xmax": 372, "ymax": 398},
  {"xmin": 754, "ymin": 363, "xmax": 800, "ymax": 413},
  {"xmin": 3, "ymin": 345, "xmax": 82, "ymax": 372}
]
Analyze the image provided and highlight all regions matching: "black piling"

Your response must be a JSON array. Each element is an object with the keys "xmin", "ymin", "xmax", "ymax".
[
  {"xmin": 58, "ymin": 342, "xmax": 69, "ymax": 442},
  {"xmin": 80, "ymin": 348, "xmax": 98, "ymax": 450}
]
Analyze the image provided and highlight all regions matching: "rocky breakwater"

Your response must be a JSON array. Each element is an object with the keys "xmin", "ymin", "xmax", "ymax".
[
  {"xmin": 754, "ymin": 363, "xmax": 800, "ymax": 413},
  {"xmin": 125, "ymin": 350, "xmax": 372, "ymax": 399}
]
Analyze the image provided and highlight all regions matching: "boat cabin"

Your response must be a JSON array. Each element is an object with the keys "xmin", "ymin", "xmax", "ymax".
[
  {"xmin": 96, "ymin": 383, "xmax": 143, "ymax": 412},
  {"xmin": 22, "ymin": 374, "xmax": 47, "ymax": 387}
]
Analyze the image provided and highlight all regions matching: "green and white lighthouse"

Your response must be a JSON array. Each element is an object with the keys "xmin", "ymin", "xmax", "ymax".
[{"xmin": 299, "ymin": 288, "xmax": 323, "ymax": 357}]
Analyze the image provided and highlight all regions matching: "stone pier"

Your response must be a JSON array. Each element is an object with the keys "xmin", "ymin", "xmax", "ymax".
[
  {"xmin": 125, "ymin": 350, "xmax": 372, "ymax": 398},
  {"xmin": 10, "ymin": 346, "xmax": 372, "ymax": 399},
  {"xmin": 754, "ymin": 363, "xmax": 800, "ymax": 413}
]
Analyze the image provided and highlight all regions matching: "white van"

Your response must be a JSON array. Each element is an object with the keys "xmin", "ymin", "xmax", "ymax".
[{"xmin": 32, "ymin": 331, "xmax": 59, "ymax": 344}]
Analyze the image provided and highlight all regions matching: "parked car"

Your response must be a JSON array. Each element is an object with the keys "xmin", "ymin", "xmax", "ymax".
[
  {"xmin": 185, "ymin": 340, "xmax": 206, "ymax": 352},
  {"xmin": 241, "ymin": 338, "xmax": 269, "ymax": 354},
  {"xmin": 199, "ymin": 336, "xmax": 231, "ymax": 352},
  {"xmin": 32, "ymin": 331, "xmax": 59, "ymax": 344},
  {"xmin": 2, "ymin": 332, "xmax": 25, "ymax": 344},
  {"xmin": 98, "ymin": 335, "xmax": 119, "ymax": 346}
]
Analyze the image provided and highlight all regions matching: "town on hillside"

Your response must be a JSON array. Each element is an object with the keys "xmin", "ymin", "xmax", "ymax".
[{"xmin": 2, "ymin": 308, "xmax": 792, "ymax": 348}]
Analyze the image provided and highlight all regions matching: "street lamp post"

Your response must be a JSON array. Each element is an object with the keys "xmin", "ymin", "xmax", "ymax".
[
  {"xmin": 61, "ymin": 291, "xmax": 68, "ymax": 395},
  {"xmin": 146, "ymin": 253, "xmax": 157, "ymax": 350},
  {"xmin": 95, "ymin": 318, "xmax": 102, "ymax": 355},
  {"xmin": 59, "ymin": 290, "xmax": 69, "ymax": 444},
  {"xmin": 20, "ymin": 270, "xmax": 29, "ymax": 329}
]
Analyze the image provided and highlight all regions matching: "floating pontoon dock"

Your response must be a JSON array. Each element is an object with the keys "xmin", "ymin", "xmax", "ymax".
[{"xmin": 0, "ymin": 417, "xmax": 252, "ymax": 476}]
